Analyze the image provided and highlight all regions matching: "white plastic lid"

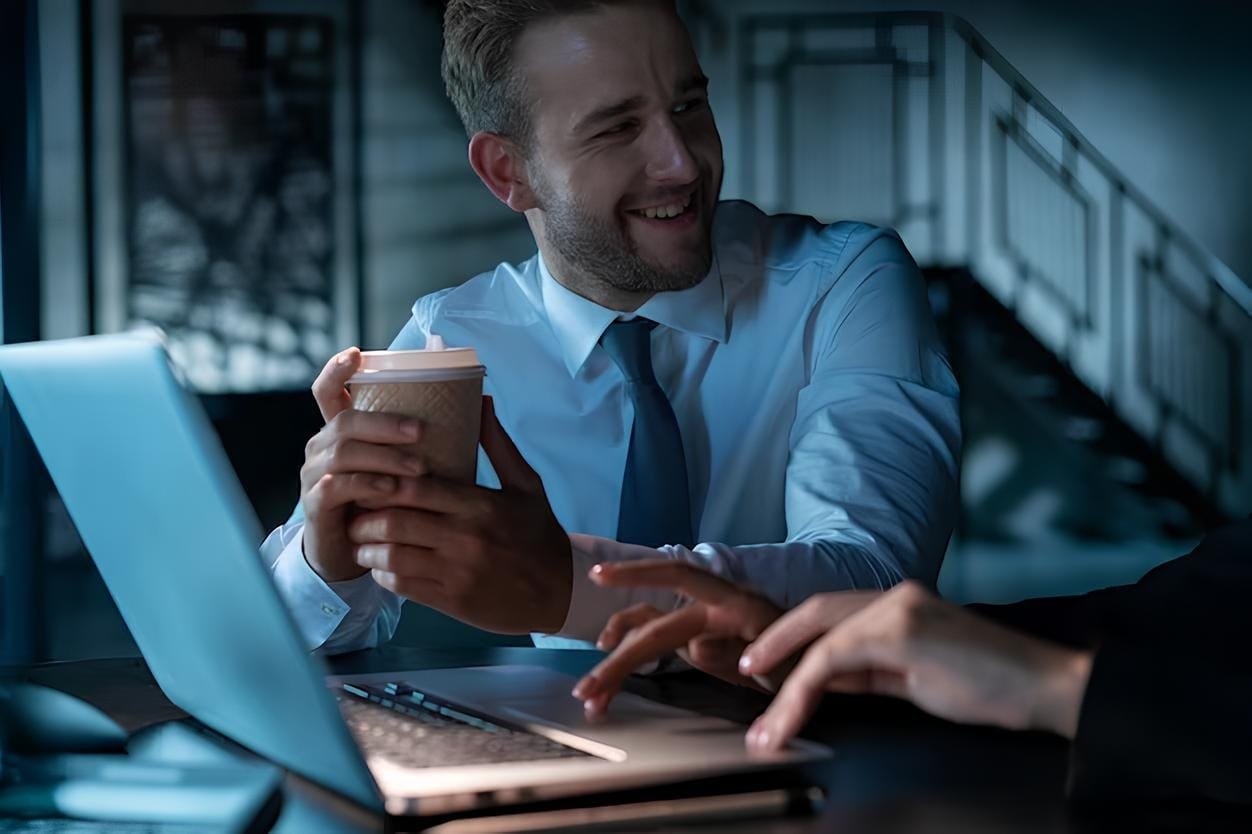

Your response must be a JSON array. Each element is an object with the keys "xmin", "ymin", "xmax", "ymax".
[{"xmin": 349, "ymin": 336, "xmax": 485, "ymax": 382}]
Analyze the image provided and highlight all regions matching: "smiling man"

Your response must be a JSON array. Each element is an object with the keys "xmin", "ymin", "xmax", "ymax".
[{"xmin": 263, "ymin": 0, "xmax": 961, "ymax": 666}]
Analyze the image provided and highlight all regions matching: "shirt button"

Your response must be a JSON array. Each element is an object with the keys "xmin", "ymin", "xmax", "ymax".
[{"xmin": 321, "ymin": 603, "xmax": 339, "ymax": 617}]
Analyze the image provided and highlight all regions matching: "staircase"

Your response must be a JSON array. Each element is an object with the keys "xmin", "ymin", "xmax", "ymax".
[{"xmin": 712, "ymin": 10, "xmax": 1251, "ymax": 534}]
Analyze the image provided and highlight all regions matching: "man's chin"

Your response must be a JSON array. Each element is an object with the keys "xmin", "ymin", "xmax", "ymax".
[
  {"xmin": 629, "ymin": 239, "xmax": 714, "ymax": 291},
  {"xmin": 634, "ymin": 257, "xmax": 711, "ymax": 293}
]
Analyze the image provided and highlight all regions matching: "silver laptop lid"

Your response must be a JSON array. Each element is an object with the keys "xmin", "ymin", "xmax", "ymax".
[{"xmin": 0, "ymin": 331, "xmax": 380, "ymax": 810}]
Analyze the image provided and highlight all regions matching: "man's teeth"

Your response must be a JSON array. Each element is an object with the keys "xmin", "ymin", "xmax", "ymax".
[{"xmin": 635, "ymin": 197, "xmax": 691, "ymax": 219}]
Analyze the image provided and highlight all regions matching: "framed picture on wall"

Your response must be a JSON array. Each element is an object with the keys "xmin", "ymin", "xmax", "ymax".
[{"xmin": 90, "ymin": 0, "xmax": 360, "ymax": 392}]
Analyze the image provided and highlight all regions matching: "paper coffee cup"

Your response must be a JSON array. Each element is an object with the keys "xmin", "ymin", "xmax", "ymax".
[{"xmin": 348, "ymin": 338, "xmax": 486, "ymax": 482}]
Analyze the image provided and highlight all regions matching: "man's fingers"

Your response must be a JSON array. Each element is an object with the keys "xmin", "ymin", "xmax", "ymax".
[
  {"xmin": 309, "ymin": 438, "xmax": 428, "ymax": 483},
  {"xmin": 480, "ymin": 396, "xmax": 543, "ymax": 494},
  {"xmin": 596, "ymin": 604, "xmax": 664, "ymax": 651},
  {"xmin": 688, "ymin": 635, "xmax": 745, "ymax": 670},
  {"xmin": 312, "ymin": 347, "xmax": 362, "ymax": 423},
  {"xmin": 354, "ymin": 542, "xmax": 440, "ymax": 578},
  {"xmin": 369, "ymin": 569, "xmax": 446, "ymax": 607},
  {"xmin": 318, "ymin": 409, "xmax": 422, "ymax": 448},
  {"xmin": 590, "ymin": 560, "xmax": 741, "ymax": 606},
  {"xmin": 394, "ymin": 475, "xmax": 493, "ymax": 516},
  {"xmin": 349, "ymin": 507, "xmax": 455, "ymax": 550},
  {"xmin": 686, "ymin": 636, "xmax": 764, "ymax": 689},
  {"xmin": 740, "ymin": 592, "xmax": 878, "ymax": 677},
  {"xmin": 572, "ymin": 605, "xmax": 708, "ymax": 711},
  {"xmin": 303, "ymin": 472, "xmax": 403, "ymax": 517}
]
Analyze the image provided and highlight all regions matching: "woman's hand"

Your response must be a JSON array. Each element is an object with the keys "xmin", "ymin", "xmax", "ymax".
[{"xmin": 739, "ymin": 582, "xmax": 1094, "ymax": 751}]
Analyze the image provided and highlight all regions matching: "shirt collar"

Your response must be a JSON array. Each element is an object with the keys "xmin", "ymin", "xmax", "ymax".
[{"xmin": 538, "ymin": 252, "xmax": 727, "ymax": 378}]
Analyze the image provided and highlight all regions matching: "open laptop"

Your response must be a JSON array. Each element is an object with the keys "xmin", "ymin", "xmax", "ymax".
[{"xmin": 0, "ymin": 330, "xmax": 828, "ymax": 820}]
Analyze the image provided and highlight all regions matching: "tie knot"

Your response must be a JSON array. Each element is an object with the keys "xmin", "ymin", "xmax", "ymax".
[{"xmin": 600, "ymin": 318, "xmax": 659, "ymax": 385}]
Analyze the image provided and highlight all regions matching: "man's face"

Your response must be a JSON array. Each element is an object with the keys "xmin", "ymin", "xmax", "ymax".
[{"xmin": 514, "ymin": 2, "xmax": 723, "ymax": 296}]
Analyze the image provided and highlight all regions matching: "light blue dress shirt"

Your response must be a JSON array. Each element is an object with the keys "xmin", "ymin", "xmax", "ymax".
[{"xmin": 263, "ymin": 200, "xmax": 961, "ymax": 654}]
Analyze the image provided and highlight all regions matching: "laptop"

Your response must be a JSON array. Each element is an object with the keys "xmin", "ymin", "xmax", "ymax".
[{"xmin": 0, "ymin": 330, "xmax": 828, "ymax": 820}]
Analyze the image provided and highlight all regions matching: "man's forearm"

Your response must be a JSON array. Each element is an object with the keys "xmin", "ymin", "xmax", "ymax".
[{"xmin": 557, "ymin": 533, "xmax": 906, "ymax": 643}]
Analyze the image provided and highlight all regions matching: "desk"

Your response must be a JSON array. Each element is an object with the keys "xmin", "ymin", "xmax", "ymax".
[{"xmin": 10, "ymin": 650, "xmax": 1239, "ymax": 833}]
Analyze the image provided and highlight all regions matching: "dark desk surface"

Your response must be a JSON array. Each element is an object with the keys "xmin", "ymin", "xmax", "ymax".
[{"xmin": 11, "ymin": 649, "xmax": 1239, "ymax": 833}]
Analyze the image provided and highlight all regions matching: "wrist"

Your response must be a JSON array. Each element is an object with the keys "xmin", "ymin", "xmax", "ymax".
[
  {"xmin": 535, "ymin": 535, "xmax": 578, "ymax": 633},
  {"xmin": 302, "ymin": 532, "xmax": 369, "ymax": 583},
  {"xmin": 1031, "ymin": 646, "xmax": 1094, "ymax": 739},
  {"xmin": 539, "ymin": 538, "xmax": 575, "ymax": 634}
]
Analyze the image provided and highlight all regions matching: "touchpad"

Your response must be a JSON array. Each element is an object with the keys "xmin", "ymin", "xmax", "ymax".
[{"xmin": 500, "ymin": 692, "xmax": 711, "ymax": 730}]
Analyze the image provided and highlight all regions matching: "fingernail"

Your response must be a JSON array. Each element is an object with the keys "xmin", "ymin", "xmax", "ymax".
[
  {"xmin": 405, "ymin": 456, "xmax": 425, "ymax": 474},
  {"xmin": 738, "ymin": 655, "xmax": 753, "ymax": 673},
  {"xmin": 337, "ymin": 353, "xmax": 351, "ymax": 366},
  {"xmin": 571, "ymin": 676, "xmax": 595, "ymax": 699},
  {"xmin": 401, "ymin": 420, "xmax": 420, "ymax": 439},
  {"xmin": 373, "ymin": 475, "xmax": 395, "ymax": 491}
]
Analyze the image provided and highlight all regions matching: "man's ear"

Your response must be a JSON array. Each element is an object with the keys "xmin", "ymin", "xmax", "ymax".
[{"xmin": 468, "ymin": 132, "xmax": 538, "ymax": 212}]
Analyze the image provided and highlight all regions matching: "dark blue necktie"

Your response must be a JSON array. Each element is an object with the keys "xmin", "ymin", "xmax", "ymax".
[{"xmin": 599, "ymin": 319, "xmax": 694, "ymax": 548}]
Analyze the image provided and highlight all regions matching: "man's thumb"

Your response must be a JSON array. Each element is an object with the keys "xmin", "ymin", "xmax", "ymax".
[{"xmin": 480, "ymin": 396, "xmax": 542, "ymax": 493}]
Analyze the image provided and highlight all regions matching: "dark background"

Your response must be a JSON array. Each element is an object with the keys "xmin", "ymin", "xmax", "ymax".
[{"xmin": 2, "ymin": 0, "xmax": 1249, "ymax": 665}]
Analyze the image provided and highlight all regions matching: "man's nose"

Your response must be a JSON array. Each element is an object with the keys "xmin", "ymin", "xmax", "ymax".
[{"xmin": 642, "ymin": 118, "xmax": 699, "ymax": 184}]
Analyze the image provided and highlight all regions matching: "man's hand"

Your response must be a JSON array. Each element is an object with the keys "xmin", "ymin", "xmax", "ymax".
[
  {"xmin": 300, "ymin": 347, "xmax": 429, "ymax": 582},
  {"xmin": 740, "ymin": 582, "xmax": 1094, "ymax": 751},
  {"xmin": 349, "ymin": 397, "xmax": 573, "ymax": 634},
  {"xmin": 571, "ymin": 562, "xmax": 784, "ymax": 717}
]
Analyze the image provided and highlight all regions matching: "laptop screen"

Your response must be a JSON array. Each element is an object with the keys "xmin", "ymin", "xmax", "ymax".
[{"xmin": 0, "ymin": 331, "xmax": 380, "ymax": 809}]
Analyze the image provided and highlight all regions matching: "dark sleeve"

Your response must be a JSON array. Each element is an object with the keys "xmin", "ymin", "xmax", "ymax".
[
  {"xmin": 970, "ymin": 518, "xmax": 1252, "ymax": 803},
  {"xmin": 1067, "ymin": 640, "xmax": 1252, "ymax": 806},
  {"xmin": 970, "ymin": 518, "xmax": 1252, "ymax": 649}
]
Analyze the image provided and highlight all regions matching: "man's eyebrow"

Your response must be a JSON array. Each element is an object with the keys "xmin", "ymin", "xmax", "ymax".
[
  {"xmin": 572, "ymin": 95, "xmax": 646, "ymax": 136},
  {"xmin": 571, "ymin": 75, "xmax": 710, "ymax": 136}
]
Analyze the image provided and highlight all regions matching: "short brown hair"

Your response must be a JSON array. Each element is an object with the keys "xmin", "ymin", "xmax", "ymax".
[{"xmin": 441, "ymin": 0, "xmax": 675, "ymax": 145}]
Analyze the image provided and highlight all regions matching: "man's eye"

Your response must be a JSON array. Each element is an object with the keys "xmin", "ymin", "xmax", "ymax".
[
  {"xmin": 673, "ymin": 98, "xmax": 705, "ymax": 115},
  {"xmin": 597, "ymin": 121, "xmax": 636, "ymax": 139}
]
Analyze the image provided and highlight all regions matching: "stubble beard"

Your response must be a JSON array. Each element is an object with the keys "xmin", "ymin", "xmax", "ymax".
[{"xmin": 534, "ymin": 174, "xmax": 714, "ymax": 295}]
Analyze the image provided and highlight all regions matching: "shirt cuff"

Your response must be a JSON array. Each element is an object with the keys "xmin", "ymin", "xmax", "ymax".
[
  {"xmin": 554, "ymin": 540, "xmax": 613, "ymax": 644},
  {"xmin": 557, "ymin": 534, "xmax": 689, "ymax": 643},
  {"xmin": 269, "ymin": 526, "xmax": 376, "ymax": 651}
]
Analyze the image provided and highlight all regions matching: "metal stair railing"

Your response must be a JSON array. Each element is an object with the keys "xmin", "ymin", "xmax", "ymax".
[{"xmin": 729, "ymin": 11, "xmax": 1251, "ymax": 518}]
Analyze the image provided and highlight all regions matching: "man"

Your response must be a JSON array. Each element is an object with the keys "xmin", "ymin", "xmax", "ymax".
[
  {"xmin": 572, "ymin": 519, "xmax": 1252, "ymax": 805},
  {"xmin": 263, "ymin": 0, "xmax": 960, "ymax": 657}
]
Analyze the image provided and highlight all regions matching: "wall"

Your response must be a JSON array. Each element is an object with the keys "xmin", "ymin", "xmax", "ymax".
[{"xmin": 359, "ymin": 0, "xmax": 533, "ymax": 348}]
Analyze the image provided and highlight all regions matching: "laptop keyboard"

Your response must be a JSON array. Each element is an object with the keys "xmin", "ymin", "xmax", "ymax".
[{"xmin": 336, "ymin": 682, "xmax": 594, "ymax": 769}]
